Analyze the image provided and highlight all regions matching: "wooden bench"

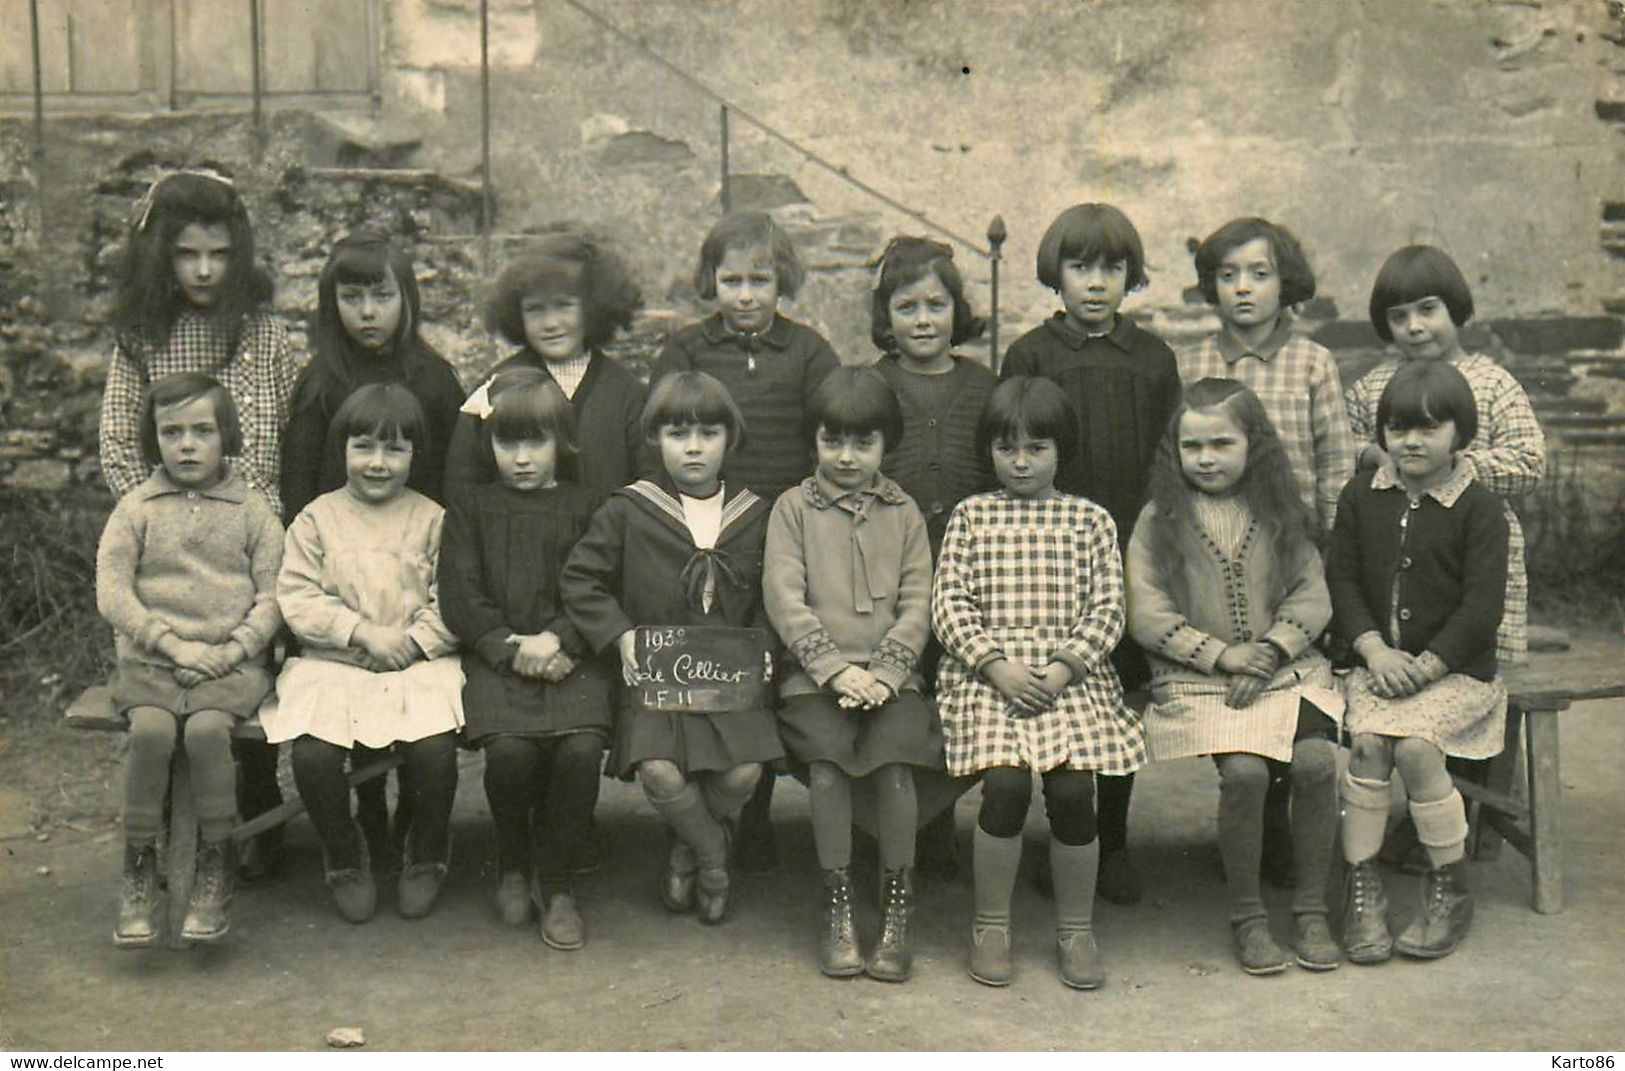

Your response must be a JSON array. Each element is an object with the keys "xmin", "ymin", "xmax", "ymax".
[
  {"xmin": 65, "ymin": 685, "xmax": 402, "ymax": 949},
  {"xmin": 1458, "ymin": 652, "xmax": 1625, "ymax": 915}
]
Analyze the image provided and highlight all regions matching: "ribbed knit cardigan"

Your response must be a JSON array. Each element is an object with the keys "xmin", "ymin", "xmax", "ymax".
[{"xmin": 874, "ymin": 354, "xmax": 997, "ymax": 555}]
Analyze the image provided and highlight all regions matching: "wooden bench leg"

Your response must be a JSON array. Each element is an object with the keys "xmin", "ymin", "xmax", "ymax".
[
  {"xmin": 1525, "ymin": 708, "xmax": 1564, "ymax": 914},
  {"xmin": 164, "ymin": 751, "xmax": 197, "ymax": 950},
  {"xmin": 1468, "ymin": 701, "xmax": 1524, "ymax": 862}
]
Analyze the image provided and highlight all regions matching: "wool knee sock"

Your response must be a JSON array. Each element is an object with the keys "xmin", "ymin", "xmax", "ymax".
[
  {"xmin": 124, "ymin": 707, "xmax": 178, "ymax": 842},
  {"xmin": 1216, "ymin": 758, "xmax": 1269, "ymax": 923},
  {"xmin": 1050, "ymin": 836, "xmax": 1100, "ymax": 939},
  {"xmin": 183, "ymin": 710, "xmax": 238, "ymax": 843},
  {"xmin": 1289, "ymin": 739, "xmax": 1339, "ymax": 916},
  {"xmin": 1341, "ymin": 772, "xmax": 1391, "ymax": 864},
  {"xmin": 808, "ymin": 765, "xmax": 853, "ymax": 870},
  {"xmin": 1094, "ymin": 772, "xmax": 1133, "ymax": 852},
  {"xmin": 701, "ymin": 774, "xmax": 756, "ymax": 827},
  {"xmin": 644, "ymin": 780, "xmax": 727, "ymax": 873},
  {"xmin": 874, "ymin": 765, "xmax": 918, "ymax": 873},
  {"xmin": 1410, "ymin": 790, "xmax": 1469, "ymax": 868},
  {"xmin": 972, "ymin": 826, "xmax": 1023, "ymax": 931}
]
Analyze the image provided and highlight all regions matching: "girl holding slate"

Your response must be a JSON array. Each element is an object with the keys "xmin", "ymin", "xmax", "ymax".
[{"xmin": 561, "ymin": 371, "xmax": 783, "ymax": 926}]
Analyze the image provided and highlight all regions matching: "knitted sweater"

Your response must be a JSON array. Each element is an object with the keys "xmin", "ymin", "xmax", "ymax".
[
  {"xmin": 444, "ymin": 349, "xmax": 647, "ymax": 510},
  {"xmin": 763, "ymin": 474, "xmax": 933, "ymax": 697},
  {"xmin": 652, "ymin": 313, "xmax": 840, "ymax": 501},
  {"xmin": 96, "ymin": 467, "xmax": 284, "ymax": 665},
  {"xmin": 874, "ymin": 354, "xmax": 998, "ymax": 555}
]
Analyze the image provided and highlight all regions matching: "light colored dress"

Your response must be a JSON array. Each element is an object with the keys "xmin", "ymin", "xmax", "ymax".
[
  {"xmin": 931, "ymin": 490, "xmax": 1146, "ymax": 777},
  {"xmin": 1127, "ymin": 496, "xmax": 1342, "ymax": 764},
  {"xmin": 264, "ymin": 487, "xmax": 464, "ymax": 748}
]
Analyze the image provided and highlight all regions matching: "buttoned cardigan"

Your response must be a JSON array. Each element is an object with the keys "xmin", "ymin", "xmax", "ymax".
[
  {"xmin": 1125, "ymin": 501, "xmax": 1331, "ymax": 689},
  {"xmin": 1326, "ymin": 463, "xmax": 1509, "ymax": 681}
]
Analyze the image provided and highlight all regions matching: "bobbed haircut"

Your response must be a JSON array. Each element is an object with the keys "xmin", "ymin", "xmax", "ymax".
[
  {"xmin": 1193, "ymin": 217, "xmax": 1316, "ymax": 307},
  {"xmin": 307, "ymin": 232, "xmax": 430, "ymax": 409},
  {"xmin": 976, "ymin": 376, "xmax": 1080, "ymax": 466},
  {"xmin": 139, "ymin": 372, "xmax": 242, "ymax": 471},
  {"xmin": 1035, "ymin": 203, "xmax": 1149, "ymax": 293},
  {"xmin": 693, "ymin": 211, "xmax": 805, "ymax": 301},
  {"xmin": 485, "ymin": 368, "xmax": 580, "ymax": 483},
  {"xmin": 641, "ymin": 371, "xmax": 748, "ymax": 451},
  {"xmin": 1146, "ymin": 377, "xmax": 1312, "ymax": 604},
  {"xmin": 806, "ymin": 366, "xmax": 905, "ymax": 454},
  {"xmin": 1368, "ymin": 245, "xmax": 1475, "ymax": 343},
  {"xmin": 114, "ymin": 166, "xmax": 274, "ymax": 358},
  {"xmin": 869, "ymin": 236, "xmax": 985, "ymax": 353},
  {"xmin": 1375, "ymin": 360, "xmax": 1478, "ymax": 452},
  {"xmin": 332, "ymin": 382, "xmax": 429, "ymax": 454},
  {"xmin": 485, "ymin": 232, "xmax": 643, "ymax": 351}
]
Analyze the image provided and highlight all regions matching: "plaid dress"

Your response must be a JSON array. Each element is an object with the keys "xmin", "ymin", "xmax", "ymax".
[
  {"xmin": 99, "ymin": 309, "xmax": 295, "ymax": 516},
  {"xmin": 1345, "ymin": 353, "xmax": 1544, "ymax": 663},
  {"xmin": 931, "ymin": 491, "xmax": 1146, "ymax": 776},
  {"xmin": 1179, "ymin": 324, "xmax": 1356, "ymax": 532}
]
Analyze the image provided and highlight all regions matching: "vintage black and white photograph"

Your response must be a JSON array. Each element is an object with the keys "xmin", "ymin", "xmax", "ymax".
[{"xmin": 1, "ymin": 0, "xmax": 1622, "ymax": 1053}]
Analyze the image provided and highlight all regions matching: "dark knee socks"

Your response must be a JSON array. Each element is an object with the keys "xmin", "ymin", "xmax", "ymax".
[
  {"xmin": 539, "ymin": 733, "xmax": 605, "ymax": 877},
  {"xmin": 1094, "ymin": 771, "xmax": 1134, "ymax": 852},
  {"xmin": 293, "ymin": 736, "xmax": 363, "ymax": 870},
  {"xmin": 873, "ymin": 765, "xmax": 918, "ymax": 872},
  {"xmin": 233, "ymin": 737, "xmax": 283, "ymax": 824},
  {"xmin": 1216, "ymin": 754, "xmax": 1270, "ymax": 923},
  {"xmin": 644, "ymin": 779, "xmax": 727, "ymax": 874},
  {"xmin": 809, "ymin": 763, "xmax": 853, "ymax": 870},
  {"xmin": 1288, "ymin": 738, "xmax": 1339, "ymax": 915},
  {"xmin": 484, "ymin": 737, "xmax": 541, "ymax": 874},
  {"xmin": 401, "ymin": 733, "xmax": 458, "ymax": 866}
]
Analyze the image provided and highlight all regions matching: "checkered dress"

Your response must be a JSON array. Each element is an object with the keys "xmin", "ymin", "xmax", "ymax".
[
  {"xmin": 1345, "ymin": 353, "xmax": 1544, "ymax": 663},
  {"xmin": 1178, "ymin": 330, "xmax": 1356, "ymax": 532},
  {"xmin": 930, "ymin": 491, "xmax": 1146, "ymax": 776},
  {"xmin": 99, "ymin": 309, "xmax": 295, "ymax": 516}
]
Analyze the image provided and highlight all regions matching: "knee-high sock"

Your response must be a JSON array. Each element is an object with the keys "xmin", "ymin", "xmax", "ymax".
[
  {"xmin": 124, "ymin": 707, "xmax": 178, "ymax": 843},
  {"xmin": 1289, "ymin": 738, "xmax": 1339, "ymax": 916},
  {"xmin": 1410, "ymin": 790, "xmax": 1469, "ymax": 868},
  {"xmin": 182, "ymin": 710, "xmax": 238, "ymax": 843},
  {"xmin": 1216, "ymin": 756, "xmax": 1270, "ymax": 924},
  {"xmin": 644, "ymin": 780, "xmax": 727, "ymax": 874},
  {"xmin": 701, "ymin": 772, "xmax": 757, "ymax": 826},
  {"xmin": 1341, "ymin": 772, "xmax": 1391, "ymax": 865},
  {"xmin": 808, "ymin": 763, "xmax": 853, "ymax": 871},
  {"xmin": 1050, "ymin": 837, "xmax": 1100, "ymax": 938},
  {"xmin": 873, "ymin": 765, "xmax": 918, "ymax": 872},
  {"xmin": 402, "ymin": 732, "xmax": 458, "ymax": 866},
  {"xmin": 972, "ymin": 826, "xmax": 1023, "ymax": 930},
  {"xmin": 1094, "ymin": 772, "xmax": 1133, "ymax": 851}
]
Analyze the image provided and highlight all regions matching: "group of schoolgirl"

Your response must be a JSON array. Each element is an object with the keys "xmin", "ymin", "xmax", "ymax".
[{"xmin": 94, "ymin": 167, "xmax": 1543, "ymax": 992}]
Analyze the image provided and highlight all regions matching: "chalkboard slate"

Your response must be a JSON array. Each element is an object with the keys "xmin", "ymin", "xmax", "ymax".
[{"xmin": 630, "ymin": 626, "xmax": 771, "ymax": 713}]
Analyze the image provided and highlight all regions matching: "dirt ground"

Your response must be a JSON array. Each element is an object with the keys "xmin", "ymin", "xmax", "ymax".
[{"xmin": 1, "ymin": 632, "xmax": 1622, "ymax": 1052}]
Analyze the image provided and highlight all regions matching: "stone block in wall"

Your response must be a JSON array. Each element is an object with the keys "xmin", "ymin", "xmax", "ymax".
[
  {"xmin": 4, "ymin": 459, "xmax": 72, "ymax": 493},
  {"xmin": 388, "ymin": 0, "xmax": 539, "ymax": 71},
  {"xmin": 1488, "ymin": 317, "xmax": 1625, "ymax": 355}
]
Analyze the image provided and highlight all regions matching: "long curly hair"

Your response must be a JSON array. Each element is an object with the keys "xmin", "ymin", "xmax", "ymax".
[
  {"xmin": 113, "ymin": 167, "xmax": 273, "ymax": 361},
  {"xmin": 485, "ymin": 231, "xmax": 642, "ymax": 352},
  {"xmin": 1145, "ymin": 378, "xmax": 1312, "ymax": 602}
]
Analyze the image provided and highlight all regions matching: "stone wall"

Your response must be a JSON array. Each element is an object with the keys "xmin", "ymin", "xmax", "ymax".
[{"xmin": 1, "ymin": 0, "xmax": 1622, "ymax": 606}]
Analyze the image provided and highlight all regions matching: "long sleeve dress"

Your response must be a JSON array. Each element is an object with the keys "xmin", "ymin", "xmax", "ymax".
[
  {"xmin": 560, "ymin": 475, "xmax": 784, "ymax": 776},
  {"xmin": 1125, "ymin": 497, "xmax": 1340, "ymax": 763},
  {"xmin": 930, "ymin": 490, "xmax": 1146, "ymax": 778},
  {"xmin": 1344, "ymin": 352, "xmax": 1543, "ymax": 664},
  {"xmin": 264, "ymin": 487, "xmax": 464, "ymax": 749},
  {"xmin": 439, "ymin": 481, "xmax": 613, "ymax": 744}
]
